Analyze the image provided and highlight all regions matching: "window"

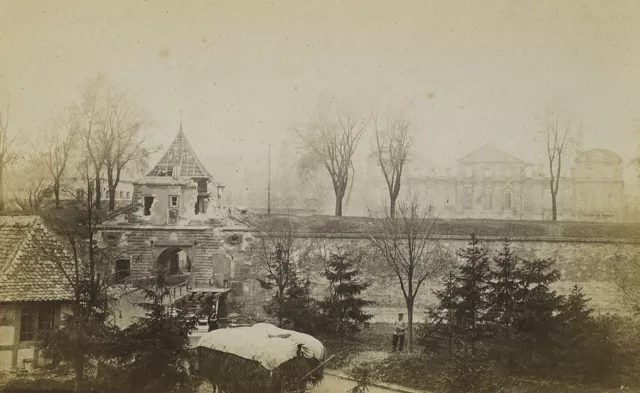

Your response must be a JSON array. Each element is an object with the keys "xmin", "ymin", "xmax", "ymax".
[
  {"xmin": 143, "ymin": 196, "xmax": 154, "ymax": 216},
  {"xmin": 525, "ymin": 166, "xmax": 533, "ymax": 178},
  {"xmin": 465, "ymin": 166, "xmax": 473, "ymax": 178},
  {"xmin": 170, "ymin": 196, "xmax": 179, "ymax": 207},
  {"xmin": 119, "ymin": 191, "xmax": 124, "ymax": 199},
  {"xmin": 445, "ymin": 187, "xmax": 455, "ymax": 208},
  {"xmin": 115, "ymin": 258, "xmax": 131, "ymax": 282},
  {"xmin": 37, "ymin": 307, "xmax": 54, "ymax": 332},
  {"xmin": 464, "ymin": 188, "xmax": 473, "ymax": 208},
  {"xmin": 484, "ymin": 191, "xmax": 493, "ymax": 210},
  {"xmin": 484, "ymin": 168, "xmax": 492, "ymax": 178},
  {"xmin": 126, "ymin": 191, "xmax": 131, "ymax": 200},
  {"xmin": 20, "ymin": 306, "xmax": 54, "ymax": 342},
  {"xmin": 20, "ymin": 308, "xmax": 36, "ymax": 341},
  {"xmin": 76, "ymin": 188, "xmax": 85, "ymax": 200},
  {"xmin": 524, "ymin": 190, "xmax": 533, "ymax": 211},
  {"xmin": 504, "ymin": 192, "xmax": 512, "ymax": 209},
  {"xmin": 505, "ymin": 167, "xmax": 512, "ymax": 178}
]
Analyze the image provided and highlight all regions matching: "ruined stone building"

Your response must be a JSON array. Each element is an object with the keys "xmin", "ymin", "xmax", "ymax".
[
  {"xmin": 97, "ymin": 127, "xmax": 254, "ymax": 315},
  {"xmin": 368, "ymin": 145, "xmax": 628, "ymax": 222}
]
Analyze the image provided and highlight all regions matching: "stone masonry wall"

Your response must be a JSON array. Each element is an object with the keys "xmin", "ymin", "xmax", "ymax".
[
  {"xmin": 99, "ymin": 216, "xmax": 640, "ymax": 322},
  {"xmin": 233, "ymin": 233, "xmax": 639, "ymax": 322}
]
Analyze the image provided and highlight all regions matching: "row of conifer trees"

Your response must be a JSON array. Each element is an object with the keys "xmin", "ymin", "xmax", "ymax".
[{"xmin": 421, "ymin": 234, "xmax": 638, "ymax": 389}]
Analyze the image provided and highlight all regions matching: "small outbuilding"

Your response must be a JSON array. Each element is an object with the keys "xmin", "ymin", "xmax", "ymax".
[
  {"xmin": 0, "ymin": 216, "xmax": 75, "ymax": 371},
  {"xmin": 193, "ymin": 323, "xmax": 326, "ymax": 393}
]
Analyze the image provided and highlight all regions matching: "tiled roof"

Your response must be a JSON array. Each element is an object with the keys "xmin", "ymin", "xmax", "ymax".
[
  {"xmin": 0, "ymin": 216, "xmax": 75, "ymax": 303},
  {"xmin": 458, "ymin": 145, "xmax": 523, "ymax": 164},
  {"xmin": 147, "ymin": 128, "xmax": 212, "ymax": 180}
]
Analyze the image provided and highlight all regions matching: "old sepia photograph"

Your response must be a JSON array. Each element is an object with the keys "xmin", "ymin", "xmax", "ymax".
[{"xmin": 1, "ymin": 1, "xmax": 640, "ymax": 392}]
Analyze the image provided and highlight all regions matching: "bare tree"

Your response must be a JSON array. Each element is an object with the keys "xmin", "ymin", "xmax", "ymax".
[
  {"xmin": 101, "ymin": 93, "xmax": 154, "ymax": 211},
  {"xmin": 296, "ymin": 109, "xmax": 368, "ymax": 216},
  {"xmin": 74, "ymin": 79, "xmax": 109, "ymax": 211},
  {"xmin": 542, "ymin": 111, "xmax": 573, "ymax": 221},
  {"xmin": 374, "ymin": 113, "xmax": 413, "ymax": 218},
  {"xmin": 0, "ymin": 105, "xmax": 18, "ymax": 212},
  {"xmin": 11, "ymin": 153, "xmax": 51, "ymax": 211},
  {"xmin": 369, "ymin": 196, "xmax": 450, "ymax": 352},
  {"xmin": 250, "ymin": 215, "xmax": 315, "ymax": 327},
  {"xmin": 34, "ymin": 158, "xmax": 137, "ymax": 391},
  {"xmin": 43, "ymin": 121, "xmax": 77, "ymax": 208},
  {"xmin": 73, "ymin": 76, "xmax": 151, "ymax": 212}
]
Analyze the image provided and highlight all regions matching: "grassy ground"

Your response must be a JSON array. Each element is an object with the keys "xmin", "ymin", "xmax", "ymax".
[{"xmin": 321, "ymin": 323, "xmax": 640, "ymax": 393}]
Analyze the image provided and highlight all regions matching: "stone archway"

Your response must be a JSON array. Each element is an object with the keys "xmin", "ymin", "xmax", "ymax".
[{"xmin": 156, "ymin": 247, "xmax": 192, "ymax": 285}]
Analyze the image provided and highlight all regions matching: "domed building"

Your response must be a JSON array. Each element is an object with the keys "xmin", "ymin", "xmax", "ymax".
[{"xmin": 571, "ymin": 149, "xmax": 625, "ymax": 222}]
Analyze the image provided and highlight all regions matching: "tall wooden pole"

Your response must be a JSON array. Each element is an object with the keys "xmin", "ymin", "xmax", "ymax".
[{"xmin": 268, "ymin": 144, "xmax": 271, "ymax": 215}]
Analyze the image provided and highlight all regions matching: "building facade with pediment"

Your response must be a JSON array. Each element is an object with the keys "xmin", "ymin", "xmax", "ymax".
[{"xmin": 369, "ymin": 145, "xmax": 627, "ymax": 222}]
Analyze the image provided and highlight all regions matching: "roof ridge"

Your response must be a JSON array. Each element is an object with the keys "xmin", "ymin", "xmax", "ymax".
[
  {"xmin": 457, "ymin": 144, "xmax": 522, "ymax": 163},
  {"xmin": 180, "ymin": 130, "xmax": 214, "ymax": 180}
]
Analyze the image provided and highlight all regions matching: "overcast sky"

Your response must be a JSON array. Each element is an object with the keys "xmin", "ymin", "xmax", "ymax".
[{"xmin": 2, "ymin": 0, "xmax": 640, "ymax": 204}]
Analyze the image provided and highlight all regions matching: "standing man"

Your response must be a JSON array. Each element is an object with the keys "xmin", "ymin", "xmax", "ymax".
[
  {"xmin": 392, "ymin": 313, "xmax": 408, "ymax": 352},
  {"xmin": 207, "ymin": 304, "xmax": 218, "ymax": 332}
]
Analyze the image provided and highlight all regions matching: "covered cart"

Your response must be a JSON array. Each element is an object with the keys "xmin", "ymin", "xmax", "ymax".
[{"xmin": 193, "ymin": 323, "xmax": 326, "ymax": 393}]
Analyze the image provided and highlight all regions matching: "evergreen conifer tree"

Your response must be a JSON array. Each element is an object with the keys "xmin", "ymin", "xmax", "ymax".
[
  {"xmin": 429, "ymin": 271, "xmax": 460, "ymax": 355},
  {"xmin": 507, "ymin": 258, "xmax": 564, "ymax": 374},
  {"xmin": 319, "ymin": 252, "xmax": 374, "ymax": 342},
  {"xmin": 512, "ymin": 258, "xmax": 563, "ymax": 334},
  {"xmin": 453, "ymin": 234, "xmax": 493, "ymax": 356},
  {"xmin": 119, "ymin": 268, "xmax": 198, "ymax": 393},
  {"xmin": 487, "ymin": 239, "xmax": 520, "ymax": 329}
]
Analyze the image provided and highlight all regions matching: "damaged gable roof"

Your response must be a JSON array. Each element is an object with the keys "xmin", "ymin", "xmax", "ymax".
[
  {"xmin": 147, "ymin": 127, "xmax": 213, "ymax": 180},
  {"xmin": 0, "ymin": 216, "xmax": 75, "ymax": 303}
]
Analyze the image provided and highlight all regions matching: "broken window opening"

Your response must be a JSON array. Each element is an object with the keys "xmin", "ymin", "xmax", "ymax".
[
  {"xmin": 115, "ymin": 258, "xmax": 131, "ymax": 282},
  {"xmin": 195, "ymin": 195, "xmax": 208, "ymax": 214},
  {"xmin": 226, "ymin": 234, "xmax": 242, "ymax": 245},
  {"xmin": 152, "ymin": 166, "xmax": 173, "ymax": 177},
  {"xmin": 143, "ymin": 196, "xmax": 154, "ymax": 216}
]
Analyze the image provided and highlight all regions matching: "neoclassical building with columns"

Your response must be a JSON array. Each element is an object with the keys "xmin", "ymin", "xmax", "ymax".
[{"xmin": 368, "ymin": 145, "xmax": 627, "ymax": 222}]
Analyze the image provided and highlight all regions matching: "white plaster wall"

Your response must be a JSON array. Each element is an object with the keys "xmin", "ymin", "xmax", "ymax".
[
  {"xmin": 17, "ymin": 348, "xmax": 34, "ymax": 370},
  {"xmin": 0, "ymin": 326, "xmax": 14, "ymax": 346},
  {"xmin": 0, "ymin": 350, "xmax": 12, "ymax": 370}
]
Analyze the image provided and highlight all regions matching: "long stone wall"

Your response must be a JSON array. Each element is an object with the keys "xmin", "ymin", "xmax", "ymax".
[
  {"xmin": 99, "ymin": 215, "xmax": 640, "ymax": 322},
  {"xmin": 284, "ymin": 233, "xmax": 634, "ymax": 322}
]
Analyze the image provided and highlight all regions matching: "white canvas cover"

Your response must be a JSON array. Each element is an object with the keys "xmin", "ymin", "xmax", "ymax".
[{"xmin": 196, "ymin": 323, "xmax": 326, "ymax": 371}]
